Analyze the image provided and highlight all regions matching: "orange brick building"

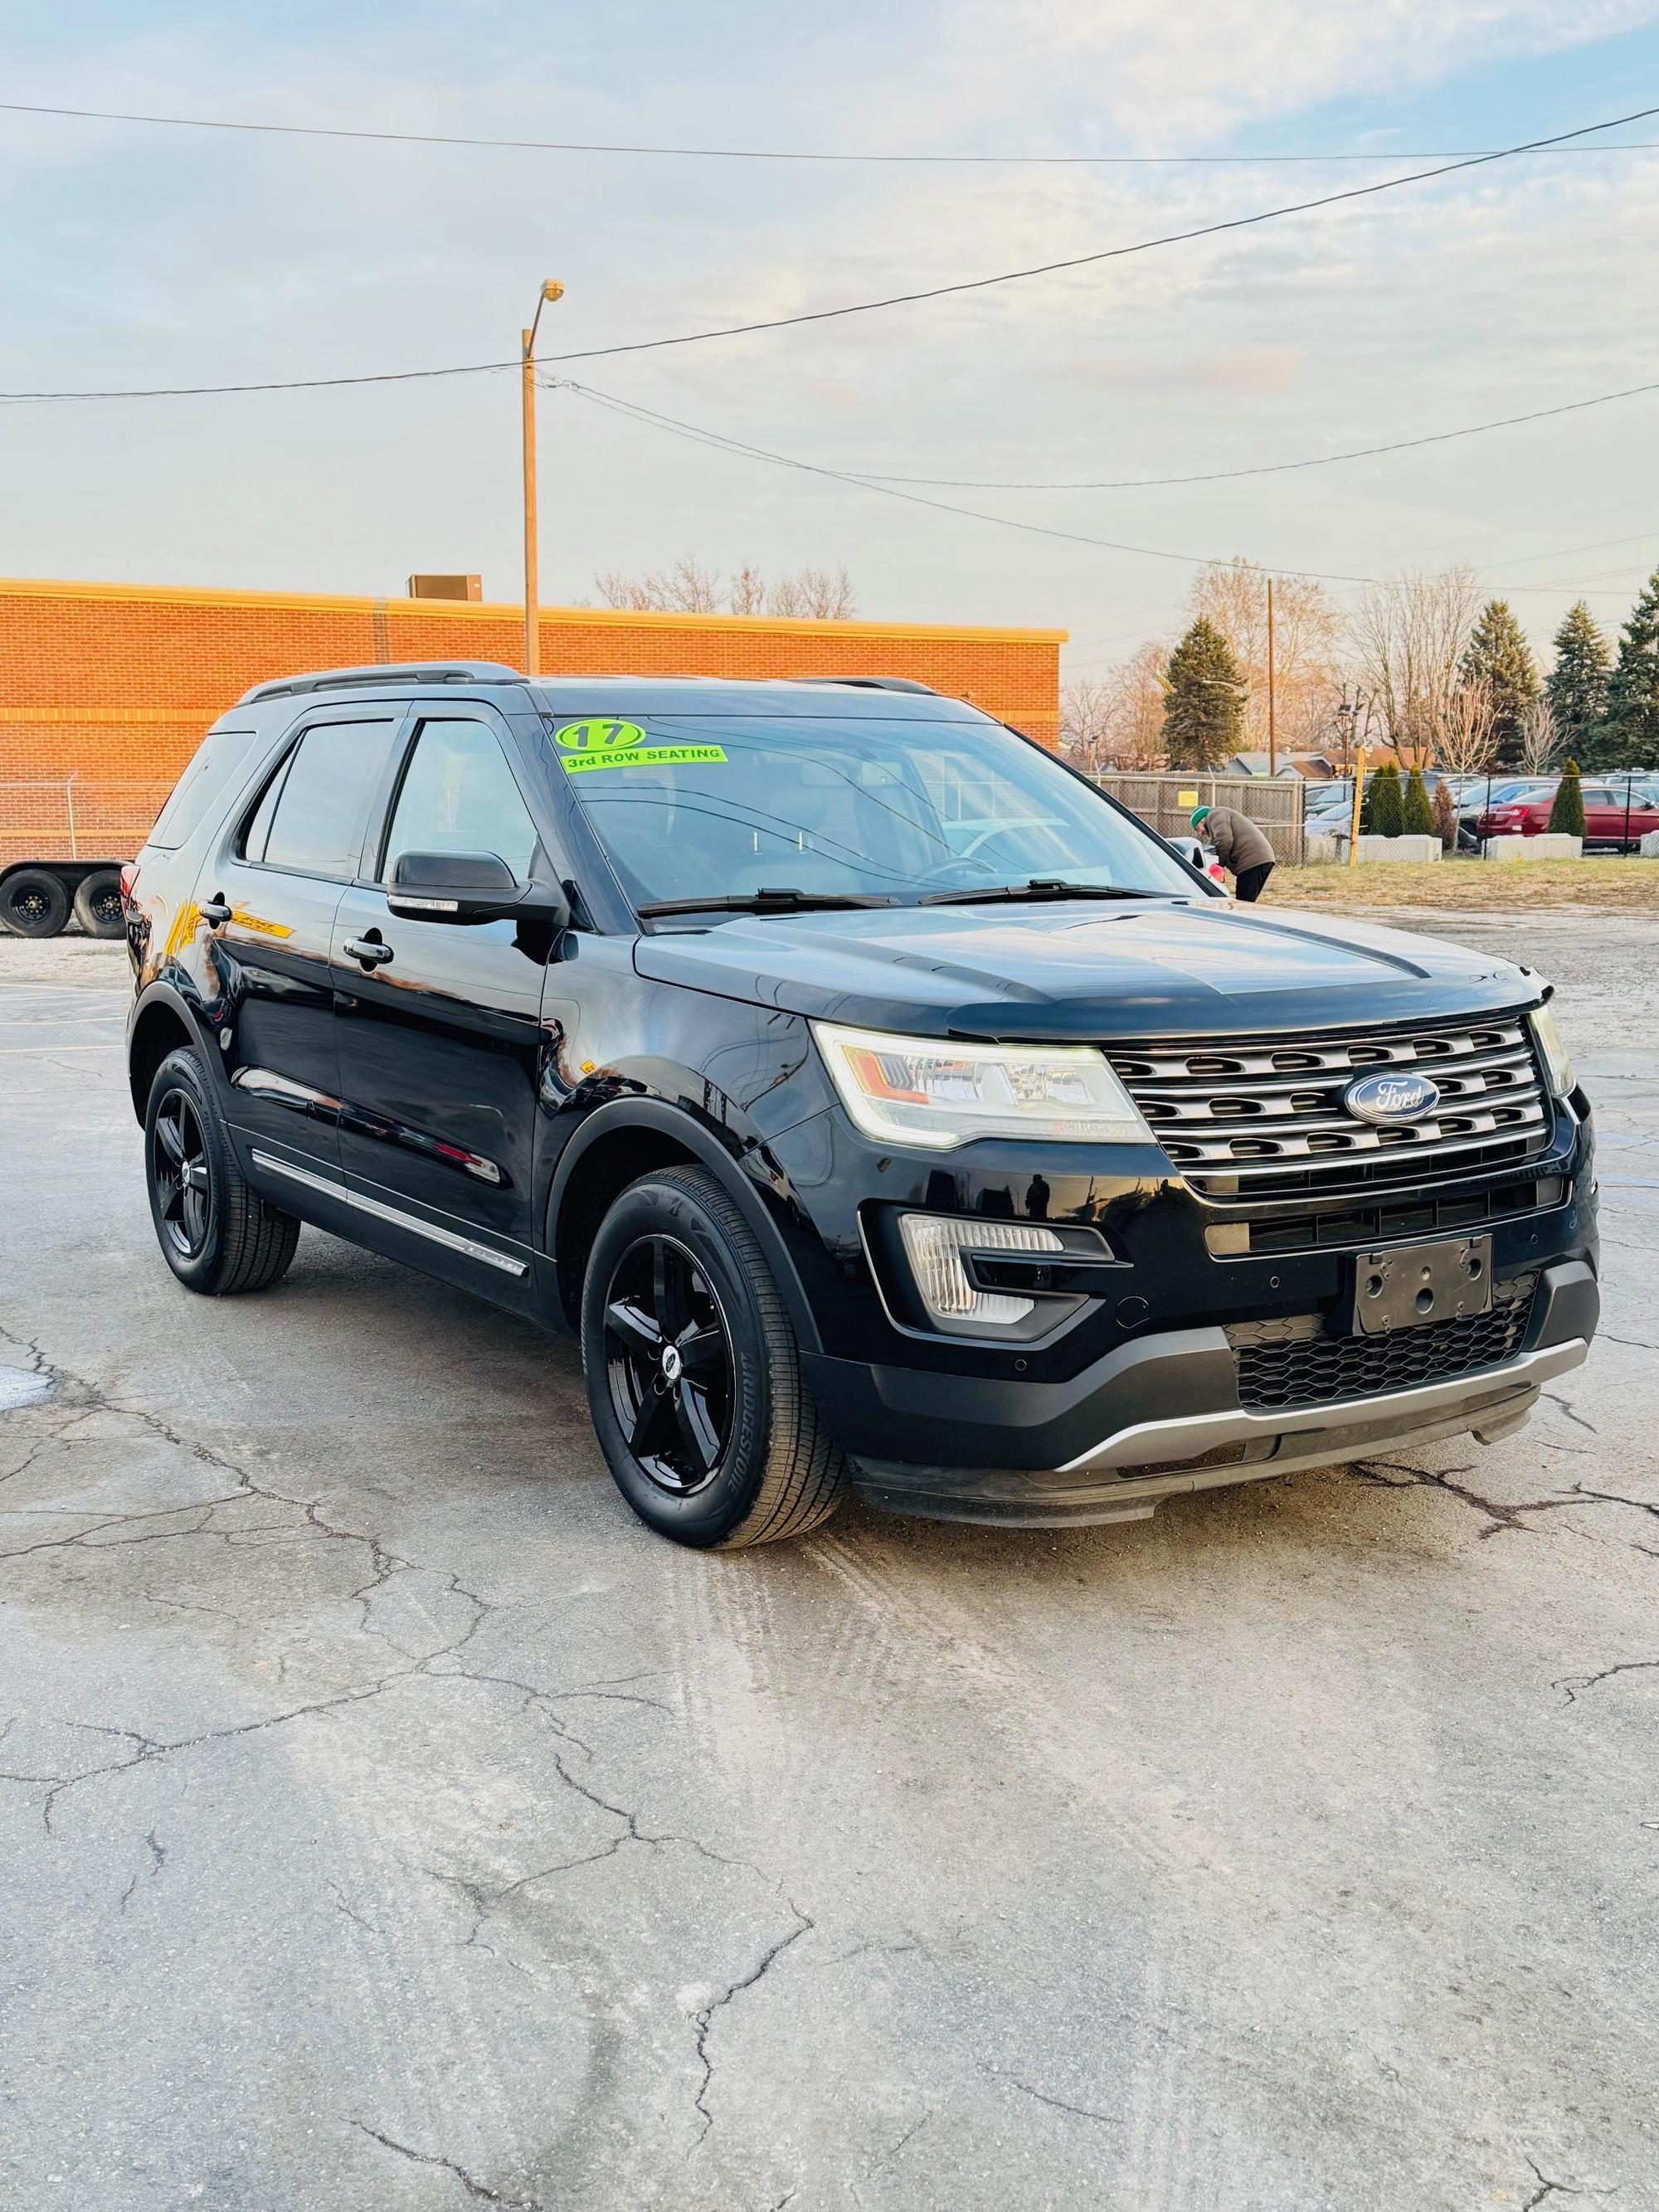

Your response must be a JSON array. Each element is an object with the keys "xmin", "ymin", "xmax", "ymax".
[{"xmin": 0, "ymin": 577, "xmax": 1065, "ymax": 862}]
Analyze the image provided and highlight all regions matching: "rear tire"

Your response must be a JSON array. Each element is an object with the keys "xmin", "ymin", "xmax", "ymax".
[
  {"xmin": 2, "ymin": 868, "xmax": 71, "ymax": 940},
  {"xmin": 73, "ymin": 868, "xmax": 125, "ymax": 938},
  {"xmin": 581, "ymin": 1166, "xmax": 847, "ymax": 1548},
  {"xmin": 144, "ymin": 1048, "xmax": 301, "ymax": 1295}
]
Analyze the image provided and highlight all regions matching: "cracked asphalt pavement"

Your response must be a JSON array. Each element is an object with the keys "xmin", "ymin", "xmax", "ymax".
[{"xmin": 2, "ymin": 915, "xmax": 1656, "ymax": 2210}]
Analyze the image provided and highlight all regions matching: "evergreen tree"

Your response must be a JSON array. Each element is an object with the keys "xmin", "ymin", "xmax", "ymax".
[
  {"xmin": 1369, "ymin": 759, "xmax": 1404, "ymax": 837},
  {"xmin": 1161, "ymin": 619, "xmax": 1245, "ymax": 770},
  {"xmin": 1458, "ymin": 600, "xmax": 1538, "ymax": 767},
  {"xmin": 1545, "ymin": 600, "xmax": 1611, "ymax": 750},
  {"xmin": 1402, "ymin": 766, "xmax": 1435, "ymax": 837},
  {"xmin": 1586, "ymin": 566, "xmax": 1659, "ymax": 771},
  {"xmin": 1548, "ymin": 759, "xmax": 1585, "ymax": 838}
]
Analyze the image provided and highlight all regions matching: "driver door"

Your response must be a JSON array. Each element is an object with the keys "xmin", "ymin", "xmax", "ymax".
[{"xmin": 330, "ymin": 712, "xmax": 554, "ymax": 1300}]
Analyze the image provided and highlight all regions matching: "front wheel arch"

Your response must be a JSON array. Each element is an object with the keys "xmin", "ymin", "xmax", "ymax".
[{"xmin": 546, "ymin": 1100, "xmax": 823, "ymax": 1355}]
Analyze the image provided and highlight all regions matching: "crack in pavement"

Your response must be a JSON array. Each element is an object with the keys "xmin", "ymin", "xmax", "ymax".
[
  {"xmin": 1004, "ymin": 2076, "xmax": 1120, "ymax": 2127},
  {"xmin": 117, "ymin": 1827, "xmax": 166, "ymax": 1913},
  {"xmin": 351, "ymin": 2120, "xmax": 542, "ymax": 2209},
  {"xmin": 1554, "ymin": 1657, "xmax": 1659, "ymax": 1707},
  {"xmin": 690, "ymin": 1902, "xmax": 815, "ymax": 2147},
  {"xmin": 1355, "ymin": 1460, "xmax": 1659, "ymax": 1558}
]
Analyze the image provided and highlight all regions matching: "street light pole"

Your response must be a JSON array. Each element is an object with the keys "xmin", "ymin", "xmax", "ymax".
[
  {"xmin": 521, "ymin": 280, "xmax": 564, "ymax": 678},
  {"xmin": 1266, "ymin": 576, "xmax": 1277, "ymax": 778}
]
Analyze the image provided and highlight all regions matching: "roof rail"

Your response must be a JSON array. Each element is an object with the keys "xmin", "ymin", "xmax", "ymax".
[
  {"xmin": 789, "ymin": 676, "xmax": 941, "ymax": 695},
  {"xmin": 237, "ymin": 661, "xmax": 523, "ymax": 705}
]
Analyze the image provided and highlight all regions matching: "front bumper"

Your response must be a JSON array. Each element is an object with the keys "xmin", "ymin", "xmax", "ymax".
[{"xmin": 805, "ymin": 1258, "xmax": 1598, "ymax": 1528}]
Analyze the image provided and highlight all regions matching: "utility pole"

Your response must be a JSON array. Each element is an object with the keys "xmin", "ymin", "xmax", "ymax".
[
  {"xmin": 1266, "ymin": 576, "xmax": 1277, "ymax": 778},
  {"xmin": 1346, "ymin": 744, "xmax": 1368, "ymax": 868},
  {"xmin": 520, "ymin": 280, "xmax": 564, "ymax": 678}
]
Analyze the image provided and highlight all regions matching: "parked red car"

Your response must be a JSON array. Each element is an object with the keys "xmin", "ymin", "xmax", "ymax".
[{"xmin": 1479, "ymin": 780, "xmax": 1659, "ymax": 848}]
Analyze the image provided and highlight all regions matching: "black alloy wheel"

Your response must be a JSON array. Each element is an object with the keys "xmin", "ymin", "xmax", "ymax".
[
  {"xmin": 602, "ymin": 1234, "xmax": 735, "ymax": 1495},
  {"xmin": 580, "ymin": 1166, "xmax": 848, "ymax": 1547},
  {"xmin": 151, "ymin": 1088, "xmax": 214, "ymax": 1261}
]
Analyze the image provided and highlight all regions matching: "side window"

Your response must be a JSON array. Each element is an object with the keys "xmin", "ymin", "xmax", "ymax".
[
  {"xmin": 248, "ymin": 719, "xmax": 399, "ymax": 878},
  {"xmin": 382, "ymin": 720, "xmax": 540, "ymax": 884},
  {"xmin": 148, "ymin": 725, "xmax": 261, "ymax": 851}
]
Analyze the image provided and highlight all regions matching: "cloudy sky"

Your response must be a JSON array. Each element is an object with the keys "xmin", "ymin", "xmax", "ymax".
[{"xmin": 3, "ymin": 0, "xmax": 1658, "ymax": 673}]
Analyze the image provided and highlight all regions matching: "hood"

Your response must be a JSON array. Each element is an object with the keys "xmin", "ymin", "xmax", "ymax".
[{"xmin": 633, "ymin": 897, "xmax": 1535, "ymax": 1042}]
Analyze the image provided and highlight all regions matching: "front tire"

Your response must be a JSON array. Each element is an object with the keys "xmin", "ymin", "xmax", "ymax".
[
  {"xmin": 144, "ymin": 1048, "xmax": 300, "ymax": 1295},
  {"xmin": 581, "ymin": 1166, "xmax": 847, "ymax": 1548}
]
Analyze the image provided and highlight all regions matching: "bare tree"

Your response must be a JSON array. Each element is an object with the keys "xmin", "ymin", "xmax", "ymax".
[
  {"xmin": 1062, "ymin": 644, "xmax": 1170, "ymax": 771},
  {"xmin": 727, "ymin": 564, "xmax": 768, "ymax": 616},
  {"xmin": 769, "ymin": 565, "xmax": 857, "ymax": 620},
  {"xmin": 1435, "ymin": 675, "xmax": 1499, "ymax": 777},
  {"xmin": 1349, "ymin": 566, "xmax": 1481, "ymax": 762},
  {"xmin": 1187, "ymin": 557, "xmax": 1346, "ymax": 756},
  {"xmin": 592, "ymin": 558, "xmax": 856, "ymax": 620},
  {"xmin": 1516, "ymin": 695, "xmax": 1559, "ymax": 775}
]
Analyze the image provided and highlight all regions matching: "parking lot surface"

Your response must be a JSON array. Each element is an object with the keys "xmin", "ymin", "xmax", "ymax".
[{"xmin": 2, "ymin": 914, "xmax": 1656, "ymax": 2211}]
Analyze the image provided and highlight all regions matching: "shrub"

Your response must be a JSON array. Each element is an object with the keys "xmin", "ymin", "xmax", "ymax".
[
  {"xmin": 1402, "ymin": 768, "xmax": 1436, "ymax": 838},
  {"xmin": 1548, "ymin": 759, "xmax": 1585, "ymax": 838},
  {"xmin": 1432, "ymin": 780, "xmax": 1459, "ymax": 849},
  {"xmin": 1368, "ymin": 760, "xmax": 1404, "ymax": 837}
]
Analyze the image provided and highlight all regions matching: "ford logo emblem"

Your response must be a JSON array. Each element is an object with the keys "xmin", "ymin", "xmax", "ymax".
[{"xmin": 1344, "ymin": 1070, "xmax": 1441, "ymax": 1125}]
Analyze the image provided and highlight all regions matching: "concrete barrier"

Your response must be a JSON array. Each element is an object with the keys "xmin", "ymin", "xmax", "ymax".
[
  {"xmin": 1641, "ymin": 829, "xmax": 1659, "ymax": 858},
  {"xmin": 1354, "ymin": 834, "xmax": 1441, "ymax": 863},
  {"xmin": 1305, "ymin": 834, "xmax": 1341, "ymax": 864},
  {"xmin": 1482, "ymin": 834, "xmax": 1583, "ymax": 861}
]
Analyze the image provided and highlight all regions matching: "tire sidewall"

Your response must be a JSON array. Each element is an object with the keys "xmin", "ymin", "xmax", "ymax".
[
  {"xmin": 144, "ymin": 1048, "xmax": 231, "ymax": 1291},
  {"xmin": 581, "ymin": 1175, "xmax": 775, "ymax": 1548},
  {"xmin": 3, "ymin": 868, "xmax": 71, "ymax": 940}
]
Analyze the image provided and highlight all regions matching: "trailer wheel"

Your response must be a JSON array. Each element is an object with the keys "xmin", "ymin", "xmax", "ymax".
[
  {"xmin": 2, "ymin": 868, "xmax": 71, "ymax": 940},
  {"xmin": 72, "ymin": 868, "xmax": 125, "ymax": 939}
]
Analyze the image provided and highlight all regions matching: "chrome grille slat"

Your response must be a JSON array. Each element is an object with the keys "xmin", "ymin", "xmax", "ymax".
[
  {"xmin": 1108, "ymin": 1016, "xmax": 1550, "ymax": 1196},
  {"xmin": 1131, "ymin": 1044, "xmax": 1535, "ymax": 1113}
]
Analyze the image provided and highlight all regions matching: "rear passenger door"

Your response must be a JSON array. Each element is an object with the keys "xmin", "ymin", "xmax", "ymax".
[
  {"xmin": 328, "ymin": 711, "xmax": 555, "ymax": 1300},
  {"xmin": 208, "ymin": 709, "xmax": 405, "ymax": 1174}
]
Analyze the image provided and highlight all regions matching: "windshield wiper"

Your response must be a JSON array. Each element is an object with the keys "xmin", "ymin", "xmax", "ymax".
[
  {"xmin": 919, "ymin": 878, "xmax": 1172, "ymax": 907},
  {"xmin": 636, "ymin": 887, "xmax": 902, "ymax": 920}
]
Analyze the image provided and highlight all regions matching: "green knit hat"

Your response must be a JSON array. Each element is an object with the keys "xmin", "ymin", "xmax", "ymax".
[{"xmin": 1190, "ymin": 805, "xmax": 1212, "ymax": 830}]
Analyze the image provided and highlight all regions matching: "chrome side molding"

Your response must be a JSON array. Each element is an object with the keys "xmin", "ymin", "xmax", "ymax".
[{"xmin": 249, "ymin": 1150, "xmax": 530, "ymax": 1280}]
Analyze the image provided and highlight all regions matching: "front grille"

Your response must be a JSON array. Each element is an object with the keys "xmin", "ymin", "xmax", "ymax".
[
  {"xmin": 1109, "ymin": 1015, "xmax": 1550, "ymax": 1198},
  {"xmin": 1228, "ymin": 1277, "xmax": 1537, "ymax": 1411}
]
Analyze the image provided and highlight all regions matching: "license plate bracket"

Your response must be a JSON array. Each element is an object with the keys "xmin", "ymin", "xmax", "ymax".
[{"xmin": 1352, "ymin": 1236, "xmax": 1493, "ymax": 1335}]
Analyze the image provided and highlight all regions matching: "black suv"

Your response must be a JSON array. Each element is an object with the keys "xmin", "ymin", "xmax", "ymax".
[{"xmin": 123, "ymin": 664, "xmax": 1598, "ymax": 1546}]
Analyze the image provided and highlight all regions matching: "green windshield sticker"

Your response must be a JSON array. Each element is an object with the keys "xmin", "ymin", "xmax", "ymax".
[
  {"xmin": 553, "ymin": 718, "xmax": 725, "ymax": 773},
  {"xmin": 554, "ymin": 718, "xmax": 648, "ymax": 755},
  {"xmin": 562, "ymin": 743, "xmax": 727, "ymax": 775}
]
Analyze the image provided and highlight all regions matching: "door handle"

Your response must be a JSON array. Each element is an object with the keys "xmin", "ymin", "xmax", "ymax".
[
  {"xmin": 343, "ymin": 937, "xmax": 394, "ymax": 967},
  {"xmin": 199, "ymin": 897, "xmax": 232, "ymax": 926}
]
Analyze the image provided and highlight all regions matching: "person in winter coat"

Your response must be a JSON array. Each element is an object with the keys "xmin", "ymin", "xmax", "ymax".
[{"xmin": 1191, "ymin": 805, "xmax": 1275, "ymax": 902}]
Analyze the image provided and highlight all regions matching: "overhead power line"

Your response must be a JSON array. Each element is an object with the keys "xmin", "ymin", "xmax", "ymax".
[
  {"xmin": 552, "ymin": 377, "xmax": 1383, "ymax": 585},
  {"xmin": 5, "ymin": 98, "xmax": 1657, "ymax": 166},
  {"xmin": 3, "ymin": 99, "xmax": 1656, "ymax": 403},
  {"xmin": 550, "ymin": 374, "xmax": 1659, "ymax": 600},
  {"xmin": 839, "ymin": 378, "xmax": 1659, "ymax": 489}
]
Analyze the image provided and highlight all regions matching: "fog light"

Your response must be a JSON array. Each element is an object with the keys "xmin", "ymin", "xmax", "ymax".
[{"xmin": 898, "ymin": 1214, "xmax": 1064, "ymax": 1326}]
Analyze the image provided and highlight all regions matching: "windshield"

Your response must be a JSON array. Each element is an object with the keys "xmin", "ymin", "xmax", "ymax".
[{"xmin": 550, "ymin": 712, "xmax": 1195, "ymax": 912}]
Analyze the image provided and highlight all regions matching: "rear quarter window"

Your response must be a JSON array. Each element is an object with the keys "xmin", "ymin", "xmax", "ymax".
[{"xmin": 145, "ymin": 726, "xmax": 262, "ymax": 851}]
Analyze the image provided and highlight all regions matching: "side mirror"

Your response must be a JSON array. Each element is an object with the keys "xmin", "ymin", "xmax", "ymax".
[{"xmin": 387, "ymin": 850, "xmax": 570, "ymax": 928}]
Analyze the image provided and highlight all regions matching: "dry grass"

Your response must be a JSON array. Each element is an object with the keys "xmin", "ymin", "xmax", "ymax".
[{"xmin": 1265, "ymin": 858, "xmax": 1659, "ymax": 912}]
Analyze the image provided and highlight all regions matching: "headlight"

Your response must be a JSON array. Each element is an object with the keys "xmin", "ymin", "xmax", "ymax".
[
  {"xmin": 1529, "ymin": 1002, "xmax": 1574, "ymax": 1097},
  {"xmin": 813, "ymin": 1021, "xmax": 1151, "ymax": 1148}
]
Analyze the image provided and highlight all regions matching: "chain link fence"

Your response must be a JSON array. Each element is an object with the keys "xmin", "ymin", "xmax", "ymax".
[
  {"xmin": 1084, "ymin": 772, "xmax": 1306, "ymax": 866},
  {"xmin": 0, "ymin": 780, "xmax": 173, "ymax": 866}
]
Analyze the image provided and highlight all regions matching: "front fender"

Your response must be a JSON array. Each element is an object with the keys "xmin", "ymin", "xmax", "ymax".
[{"xmin": 544, "ymin": 1096, "xmax": 826, "ymax": 1354}]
